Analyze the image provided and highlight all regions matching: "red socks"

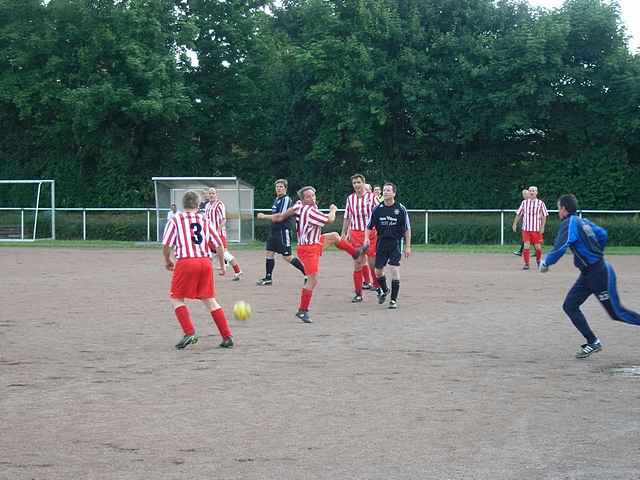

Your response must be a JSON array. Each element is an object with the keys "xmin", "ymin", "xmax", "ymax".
[
  {"xmin": 174, "ymin": 305, "xmax": 195, "ymax": 336},
  {"xmin": 523, "ymin": 249, "xmax": 530, "ymax": 265},
  {"xmin": 362, "ymin": 265, "xmax": 371, "ymax": 284},
  {"xmin": 211, "ymin": 307, "xmax": 232, "ymax": 338},
  {"xmin": 353, "ymin": 270, "xmax": 363, "ymax": 295},
  {"xmin": 335, "ymin": 239, "xmax": 357, "ymax": 257},
  {"xmin": 535, "ymin": 248, "xmax": 542, "ymax": 264},
  {"xmin": 232, "ymin": 263, "xmax": 241, "ymax": 274},
  {"xmin": 299, "ymin": 288, "xmax": 313, "ymax": 311}
]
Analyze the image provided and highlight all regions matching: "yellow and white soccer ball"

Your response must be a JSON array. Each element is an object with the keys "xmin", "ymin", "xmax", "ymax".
[{"xmin": 233, "ymin": 301, "xmax": 252, "ymax": 321}]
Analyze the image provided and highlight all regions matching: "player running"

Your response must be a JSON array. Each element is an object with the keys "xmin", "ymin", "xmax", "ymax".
[
  {"xmin": 341, "ymin": 174, "xmax": 379, "ymax": 302},
  {"xmin": 205, "ymin": 187, "xmax": 243, "ymax": 280},
  {"xmin": 258, "ymin": 186, "xmax": 366, "ymax": 323},
  {"xmin": 512, "ymin": 185, "xmax": 548, "ymax": 270},
  {"xmin": 257, "ymin": 179, "xmax": 306, "ymax": 285},
  {"xmin": 540, "ymin": 194, "xmax": 640, "ymax": 357},
  {"xmin": 364, "ymin": 182, "xmax": 411, "ymax": 309},
  {"xmin": 162, "ymin": 191, "xmax": 234, "ymax": 349}
]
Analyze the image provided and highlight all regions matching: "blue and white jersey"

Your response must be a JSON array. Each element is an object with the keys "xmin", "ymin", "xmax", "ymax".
[
  {"xmin": 544, "ymin": 214, "xmax": 608, "ymax": 271},
  {"xmin": 271, "ymin": 195, "xmax": 293, "ymax": 232}
]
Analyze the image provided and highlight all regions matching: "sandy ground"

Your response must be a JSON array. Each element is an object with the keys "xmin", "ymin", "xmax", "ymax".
[{"xmin": 1, "ymin": 248, "xmax": 640, "ymax": 480}]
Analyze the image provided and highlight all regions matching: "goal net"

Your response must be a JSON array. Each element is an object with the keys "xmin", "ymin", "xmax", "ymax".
[{"xmin": 0, "ymin": 180, "xmax": 55, "ymax": 241}]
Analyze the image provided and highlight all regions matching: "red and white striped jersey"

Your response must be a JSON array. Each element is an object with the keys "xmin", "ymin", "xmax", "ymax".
[
  {"xmin": 517, "ymin": 198, "xmax": 548, "ymax": 231},
  {"xmin": 162, "ymin": 211, "xmax": 223, "ymax": 259},
  {"xmin": 293, "ymin": 201, "xmax": 329, "ymax": 246},
  {"xmin": 205, "ymin": 199, "xmax": 227, "ymax": 237},
  {"xmin": 345, "ymin": 192, "xmax": 377, "ymax": 231}
]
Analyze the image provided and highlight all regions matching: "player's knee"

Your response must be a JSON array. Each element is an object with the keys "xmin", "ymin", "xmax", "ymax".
[
  {"xmin": 562, "ymin": 298, "xmax": 577, "ymax": 314},
  {"xmin": 223, "ymin": 250, "xmax": 234, "ymax": 263}
]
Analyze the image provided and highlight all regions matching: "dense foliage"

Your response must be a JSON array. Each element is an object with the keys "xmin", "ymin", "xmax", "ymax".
[{"xmin": 1, "ymin": 0, "xmax": 639, "ymax": 209}]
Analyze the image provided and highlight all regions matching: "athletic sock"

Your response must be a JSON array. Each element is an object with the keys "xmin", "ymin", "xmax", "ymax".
[
  {"xmin": 535, "ymin": 248, "xmax": 542, "ymax": 264},
  {"xmin": 299, "ymin": 288, "xmax": 313, "ymax": 311},
  {"xmin": 265, "ymin": 258, "xmax": 275, "ymax": 279},
  {"xmin": 377, "ymin": 275, "xmax": 388, "ymax": 294},
  {"xmin": 232, "ymin": 262, "xmax": 241, "ymax": 274},
  {"xmin": 335, "ymin": 239, "xmax": 357, "ymax": 257},
  {"xmin": 353, "ymin": 270, "xmax": 363, "ymax": 295},
  {"xmin": 211, "ymin": 307, "xmax": 232, "ymax": 338},
  {"xmin": 362, "ymin": 265, "xmax": 371, "ymax": 284},
  {"xmin": 371, "ymin": 272, "xmax": 380, "ymax": 289},
  {"xmin": 518, "ymin": 243, "xmax": 524, "ymax": 255},
  {"xmin": 523, "ymin": 248, "xmax": 530, "ymax": 265},
  {"xmin": 290, "ymin": 257, "xmax": 306, "ymax": 275},
  {"xmin": 391, "ymin": 280, "xmax": 400, "ymax": 301},
  {"xmin": 174, "ymin": 305, "xmax": 195, "ymax": 336}
]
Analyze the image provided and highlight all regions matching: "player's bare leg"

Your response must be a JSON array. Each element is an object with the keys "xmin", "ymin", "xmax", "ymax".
[
  {"xmin": 170, "ymin": 298, "xmax": 199, "ymax": 349},
  {"xmin": 221, "ymin": 248, "xmax": 243, "ymax": 280},
  {"xmin": 201, "ymin": 297, "xmax": 233, "ymax": 348},
  {"xmin": 522, "ymin": 240, "xmax": 531, "ymax": 270}
]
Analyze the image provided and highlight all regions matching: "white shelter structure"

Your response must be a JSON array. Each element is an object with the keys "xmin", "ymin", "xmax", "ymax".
[{"xmin": 152, "ymin": 177, "xmax": 254, "ymax": 243}]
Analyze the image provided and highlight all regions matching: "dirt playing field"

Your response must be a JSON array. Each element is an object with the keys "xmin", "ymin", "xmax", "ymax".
[{"xmin": 1, "ymin": 247, "xmax": 639, "ymax": 480}]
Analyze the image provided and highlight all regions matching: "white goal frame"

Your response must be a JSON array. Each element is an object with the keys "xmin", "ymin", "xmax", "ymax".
[{"xmin": 0, "ymin": 179, "xmax": 56, "ymax": 241}]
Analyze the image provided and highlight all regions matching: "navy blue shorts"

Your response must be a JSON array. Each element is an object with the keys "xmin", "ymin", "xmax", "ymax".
[
  {"xmin": 266, "ymin": 229, "xmax": 292, "ymax": 257},
  {"xmin": 375, "ymin": 239, "xmax": 401, "ymax": 269}
]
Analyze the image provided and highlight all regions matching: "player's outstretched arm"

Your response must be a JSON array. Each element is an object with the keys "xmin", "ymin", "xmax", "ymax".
[{"xmin": 258, "ymin": 206, "xmax": 297, "ymax": 223}]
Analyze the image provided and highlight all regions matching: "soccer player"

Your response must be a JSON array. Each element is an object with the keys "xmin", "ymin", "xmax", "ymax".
[
  {"xmin": 512, "ymin": 185, "xmax": 548, "ymax": 270},
  {"xmin": 512, "ymin": 189, "xmax": 530, "ymax": 256},
  {"xmin": 162, "ymin": 191, "xmax": 234, "ymax": 349},
  {"xmin": 372, "ymin": 185, "xmax": 383, "ymax": 204},
  {"xmin": 341, "ymin": 174, "xmax": 379, "ymax": 302},
  {"xmin": 364, "ymin": 182, "xmax": 411, "ymax": 309},
  {"xmin": 257, "ymin": 179, "xmax": 306, "ymax": 285},
  {"xmin": 539, "ymin": 194, "xmax": 640, "ymax": 358},
  {"xmin": 258, "ymin": 186, "xmax": 365, "ymax": 323},
  {"xmin": 205, "ymin": 187, "xmax": 243, "ymax": 280}
]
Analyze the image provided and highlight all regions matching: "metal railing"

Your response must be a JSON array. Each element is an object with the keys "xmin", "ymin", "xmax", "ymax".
[{"xmin": 1, "ymin": 207, "xmax": 639, "ymax": 244}]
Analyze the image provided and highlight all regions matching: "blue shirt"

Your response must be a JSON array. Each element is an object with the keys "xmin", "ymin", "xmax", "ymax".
[
  {"xmin": 544, "ymin": 214, "xmax": 608, "ymax": 270},
  {"xmin": 271, "ymin": 195, "xmax": 293, "ymax": 232},
  {"xmin": 367, "ymin": 202, "xmax": 411, "ymax": 241}
]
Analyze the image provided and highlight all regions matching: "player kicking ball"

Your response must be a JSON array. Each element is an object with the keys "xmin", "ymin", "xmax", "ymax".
[
  {"xmin": 539, "ymin": 194, "xmax": 640, "ymax": 358},
  {"xmin": 364, "ymin": 182, "xmax": 411, "ymax": 309},
  {"xmin": 162, "ymin": 191, "xmax": 234, "ymax": 349},
  {"xmin": 259, "ymin": 186, "xmax": 366, "ymax": 323}
]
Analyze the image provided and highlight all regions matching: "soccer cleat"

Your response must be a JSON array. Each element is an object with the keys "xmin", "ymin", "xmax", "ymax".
[
  {"xmin": 362, "ymin": 282, "xmax": 373, "ymax": 290},
  {"xmin": 388, "ymin": 300, "xmax": 398, "ymax": 309},
  {"xmin": 219, "ymin": 336, "xmax": 234, "ymax": 348},
  {"xmin": 377, "ymin": 288, "xmax": 389, "ymax": 305},
  {"xmin": 256, "ymin": 277, "xmax": 272, "ymax": 286},
  {"xmin": 232, "ymin": 271, "xmax": 243, "ymax": 281},
  {"xmin": 175, "ymin": 334, "xmax": 198, "ymax": 350},
  {"xmin": 512, "ymin": 250, "xmax": 522, "ymax": 256},
  {"xmin": 522, "ymin": 264, "xmax": 530, "ymax": 270},
  {"xmin": 575, "ymin": 340, "xmax": 602, "ymax": 359},
  {"xmin": 352, "ymin": 294, "xmax": 363, "ymax": 303},
  {"xmin": 295, "ymin": 310, "xmax": 312, "ymax": 323}
]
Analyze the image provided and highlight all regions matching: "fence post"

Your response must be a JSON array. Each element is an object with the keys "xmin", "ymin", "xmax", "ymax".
[
  {"xmin": 500, "ymin": 210, "xmax": 504, "ymax": 246},
  {"xmin": 21, "ymin": 209, "xmax": 24, "ymax": 240},
  {"xmin": 425, "ymin": 211, "xmax": 429, "ymax": 244},
  {"xmin": 146, "ymin": 209, "xmax": 151, "ymax": 242},
  {"xmin": 83, "ymin": 209, "xmax": 87, "ymax": 240}
]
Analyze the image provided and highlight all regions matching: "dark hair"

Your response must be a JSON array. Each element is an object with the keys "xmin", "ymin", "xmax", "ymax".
[
  {"xmin": 183, "ymin": 191, "xmax": 199, "ymax": 210},
  {"xmin": 351, "ymin": 173, "xmax": 365, "ymax": 182},
  {"xmin": 383, "ymin": 182, "xmax": 396, "ymax": 193},
  {"xmin": 558, "ymin": 194, "xmax": 578, "ymax": 214}
]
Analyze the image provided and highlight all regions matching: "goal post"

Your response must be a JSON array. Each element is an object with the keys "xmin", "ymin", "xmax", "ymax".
[{"xmin": 0, "ymin": 179, "xmax": 56, "ymax": 241}]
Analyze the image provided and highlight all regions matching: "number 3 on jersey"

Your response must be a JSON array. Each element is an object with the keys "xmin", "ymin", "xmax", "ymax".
[{"xmin": 190, "ymin": 223, "xmax": 203, "ymax": 245}]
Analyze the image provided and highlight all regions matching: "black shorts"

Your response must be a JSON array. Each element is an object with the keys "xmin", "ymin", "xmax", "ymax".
[
  {"xmin": 266, "ymin": 229, "xmax": 292, "ymax": 256},
  {"xmin": 375, "ymin": 239, "xmax": 402, "ymax": 269}
]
